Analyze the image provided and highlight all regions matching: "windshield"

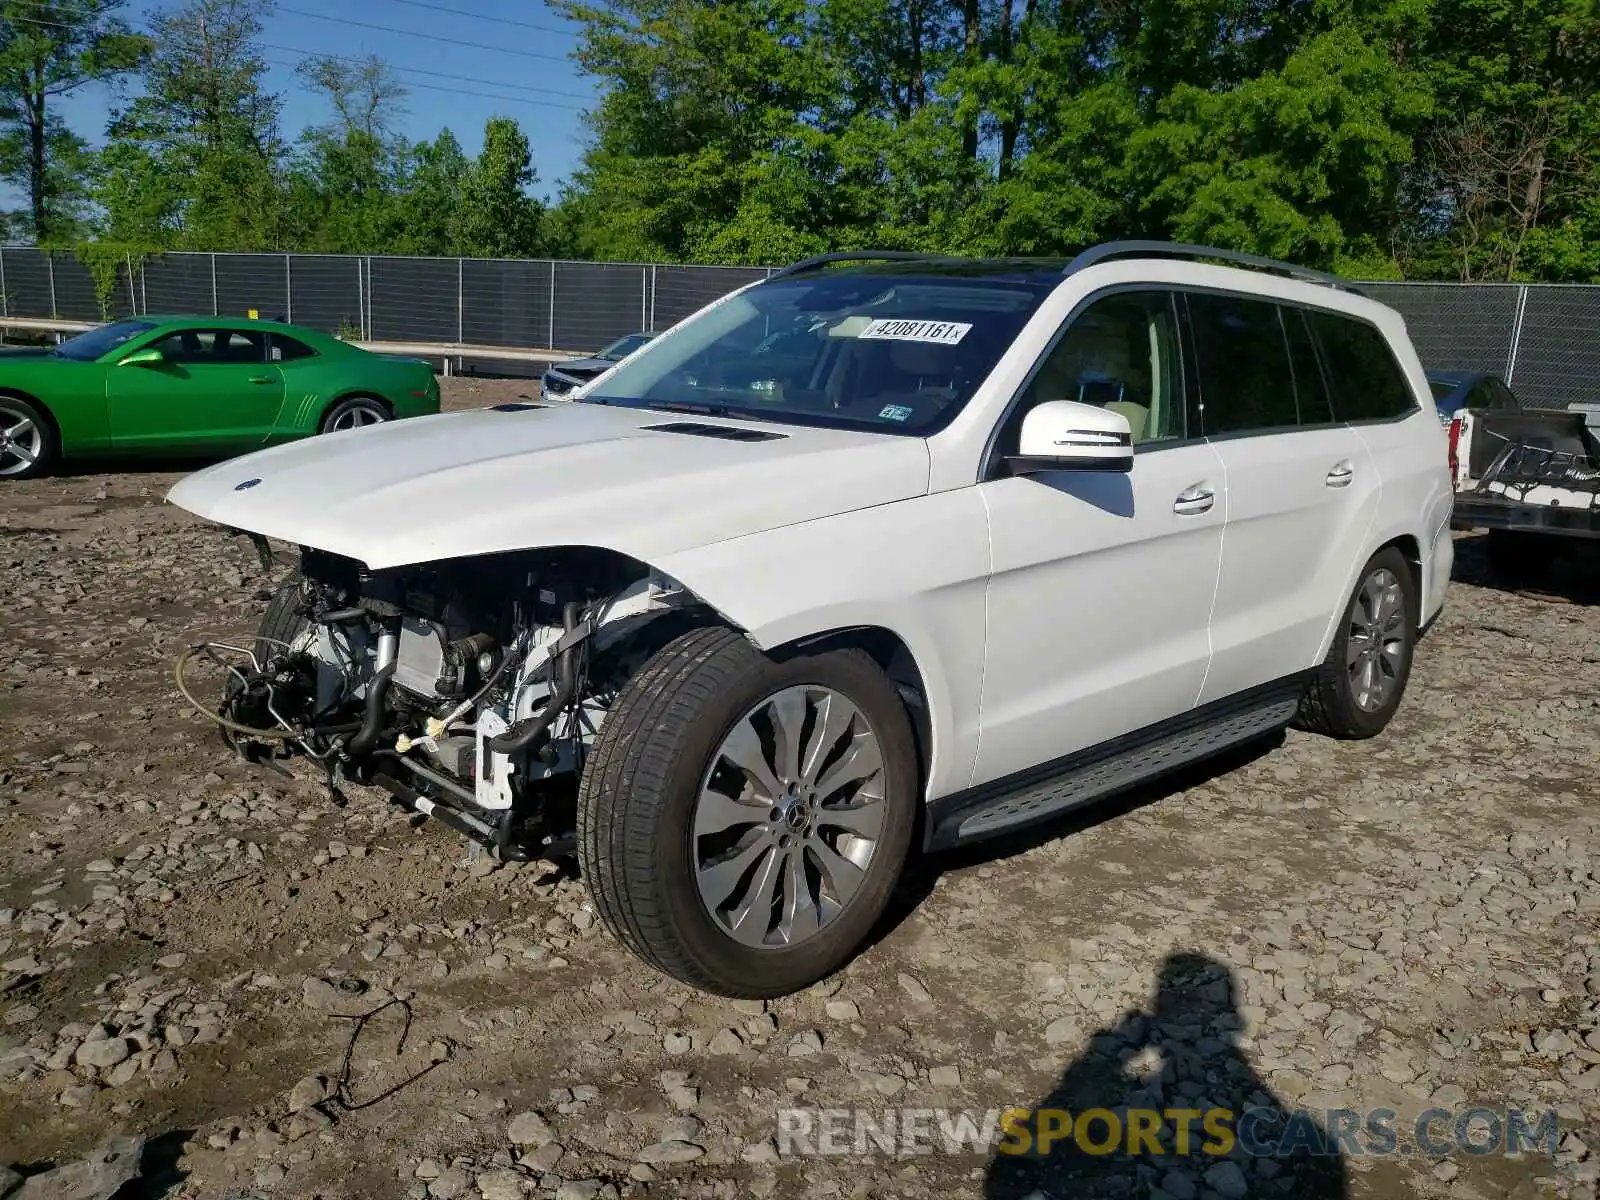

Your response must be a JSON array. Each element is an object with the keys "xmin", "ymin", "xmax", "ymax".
[
  {"xmin": 55, "ymin": 319, "xmax": 157, "ymax": 362},
  {"xmin": 599, "ymin": 332, "xmax": 654, "ymax": 360},
  {"xmin": 582, "ymin": 272, "xmax": 1058, "ymax": 433}
]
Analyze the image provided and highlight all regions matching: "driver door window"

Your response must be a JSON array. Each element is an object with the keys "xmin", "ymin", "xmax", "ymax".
[{"xmin": 1011, "ymin": 291, "xmax": 1187, "ymax": 449}]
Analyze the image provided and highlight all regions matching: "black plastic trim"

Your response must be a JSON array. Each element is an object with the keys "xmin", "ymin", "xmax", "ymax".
[
  {"xmin": 642, "ymin": 421, "xmax": 787, "ymax": 442},
  {"xmin": 1450, "ymin": 495, "xmax": 1600, "ymax": 538},
  {"xmin": 923, "ymin": 671, "xmax": 1313, "ymax": 851}
]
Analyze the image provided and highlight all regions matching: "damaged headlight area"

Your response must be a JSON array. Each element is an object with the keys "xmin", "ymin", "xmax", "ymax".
[{"xmin": 175, "ymin": 544, "xmax": 703, "ymax": 860}]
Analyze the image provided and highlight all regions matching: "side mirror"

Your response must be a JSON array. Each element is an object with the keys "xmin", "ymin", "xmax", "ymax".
[
  {"xmin": 1008, "ymin": 399, "xmax": 1134, "ymax": 475},
  {"xmin": 119, "ymin": 347, "xmax": 165, "ymax": 367}
]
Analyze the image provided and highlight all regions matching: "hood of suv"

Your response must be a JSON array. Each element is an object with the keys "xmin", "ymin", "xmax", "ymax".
[{"xmin": 166, "ymin": 402, "xmax": 930, "ymax": 569}]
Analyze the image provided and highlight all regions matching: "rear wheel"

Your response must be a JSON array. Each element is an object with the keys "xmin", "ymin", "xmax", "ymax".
[
  {"xmin": 578, "ymin": 626, "xmax": 918, "ymax": 997},
  {"xmin": 320, "ymin": 396, "xmax": 389, "ymax": 433},
  {"xmin": 0, "ymin": 393, "xmax": 55, "ymax": 480},
  {"xmin": 1296, "ymin": 547, "xmax": 1417, "ymax": 739}
]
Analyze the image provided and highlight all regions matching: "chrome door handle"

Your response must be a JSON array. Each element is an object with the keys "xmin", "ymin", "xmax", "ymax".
[
  {"xmin": 1173, "ymin": 484, "xmax": 1215, "ymax": 515},
  {"xmin": 1326, "ymin": 461, "xmax": 1354, "ymax": 488}
]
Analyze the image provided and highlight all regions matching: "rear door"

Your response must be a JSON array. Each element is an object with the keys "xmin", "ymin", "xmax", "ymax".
[
  {"xmin": 1188, "ymin": 293, "xmax": 1379, "ymax": 705},
  {"xmin": 107, "ymin": 326, "xmax": 284, "ymax": 452}
]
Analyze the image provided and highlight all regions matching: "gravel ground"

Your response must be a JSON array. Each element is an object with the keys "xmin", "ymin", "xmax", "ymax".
[{"xmin": 2, "ymin": 377, "xmax": 1599, "ymax": 1200}]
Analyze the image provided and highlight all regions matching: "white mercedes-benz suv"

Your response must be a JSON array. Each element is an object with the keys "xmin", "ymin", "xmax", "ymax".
[{"xmin": 167, "ymin": 242, "xmax": 1454, "ymax": 997}]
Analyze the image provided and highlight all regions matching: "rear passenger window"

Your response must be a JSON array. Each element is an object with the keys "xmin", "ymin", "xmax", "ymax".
[
  {"xmin": 1185, "ymin": 293, "xmax": 1298, "ymax": 435},
  {"xmin": 1283, "ymin": 308, "xmax": 1334, "ymax": 424},
  {"xmin": 1306, "ymin": 312, "xmax": 1417, "ymax": 422},
  {"xmin": 271, "ymin": 336, "xmax": 317, "ymax": 362}
]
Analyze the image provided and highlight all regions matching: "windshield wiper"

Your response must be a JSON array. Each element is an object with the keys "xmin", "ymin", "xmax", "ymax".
[{"xmin": 639, "ymin": 399, "xmax": 757, "ymax": 420}]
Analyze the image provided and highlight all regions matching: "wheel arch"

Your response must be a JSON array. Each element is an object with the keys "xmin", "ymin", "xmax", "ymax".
[
  {"xmin": 320, "ymin": 391, "xmax": 394, "ymax": 430},
  {"xmin": 1312, "ymin": 528, "xmax": 1429, "ymax": 666},
  {"xmin": 499, "ymin": 540, "xmax": 959, "ymax": 805}
]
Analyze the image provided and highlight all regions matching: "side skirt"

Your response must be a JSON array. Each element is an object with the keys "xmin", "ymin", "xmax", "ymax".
[{"xmin": 924, "ymin": 672, "xmax": 1313, "ymax": 851}]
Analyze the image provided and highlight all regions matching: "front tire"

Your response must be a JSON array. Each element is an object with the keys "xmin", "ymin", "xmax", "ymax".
[
  {"xmin": 320, "ymin": 396, "xmax": 390, "ymax": 434},
  {"xmin": 1296, "ymin": 547, "xmax": 1418, "ymax": 739},
  {"xmin": 0, "ymin": 393, "xmax": 56, "ymax": 480},
  {"xmin": 577, "ymin": 626, "xmax": 918, "ymax": 997}
]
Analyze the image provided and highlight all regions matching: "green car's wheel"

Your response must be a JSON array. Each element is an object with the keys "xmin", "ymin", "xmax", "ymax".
[
  {"xmin": 0, "ymin": 393, "xmax": 55, "ymax": 480},
  {"xmin": 320, "ymin": 395, "xmax": 390, "ymax": 434}
]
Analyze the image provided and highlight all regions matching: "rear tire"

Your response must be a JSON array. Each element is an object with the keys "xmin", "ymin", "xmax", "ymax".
[
  {"xmin": 320, "ymin": 395, "xmax": 390, "ymax": 434},
  {"xmin": 0, "ymin": 393, "xmax": 56, "ymax": 480},
  {"xmin": 577, "ymin": 626, "xmax": 918, "ymax": 998},
  {"xmin": 1296, "ymin": 547, "xmax": 1417, "ymax": 739}
]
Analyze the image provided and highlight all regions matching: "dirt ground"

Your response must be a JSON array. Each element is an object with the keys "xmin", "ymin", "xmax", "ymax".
[{"xmin": 2, "ymin": 377, "xmax": 1598, "ymax": 1200}]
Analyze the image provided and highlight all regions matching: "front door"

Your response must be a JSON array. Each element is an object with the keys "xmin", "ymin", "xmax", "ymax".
[
  {"xmin": 107, "ymin": 326, "xmax": 284, "ymax": 452},
  {"xmin": 974, "ymin": 289, "xmax": 1225, "ymax": 788}
]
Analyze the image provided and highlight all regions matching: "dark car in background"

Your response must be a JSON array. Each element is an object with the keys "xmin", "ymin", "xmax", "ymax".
[
  {"xmin": 540, "ymin": 331, "xmax": 657, "ymax": 400},
  {"xmin": 1427, "ymin": 370, "xmax": 1522, "ymax": 420}
]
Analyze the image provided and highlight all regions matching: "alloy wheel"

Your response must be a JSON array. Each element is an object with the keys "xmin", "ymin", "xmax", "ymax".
[
  {"xmin": 693, "ymin": 685, "xmax": 887, "ymax": 949},
  {"xmin": 0, "ymin": 402, "xmax": 44, "ymax": 477},
  {"xmin": 1346, "ymin": 567, "xmax": 1407, "ymax": 712}
]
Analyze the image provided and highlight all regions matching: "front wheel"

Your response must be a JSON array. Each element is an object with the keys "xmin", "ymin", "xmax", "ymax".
[
  {"xmin": 1295, "ymin": 547, "xmax": 1418, "ymax": 739},
  {"xmin": 577, "ymin": 626, "xmax": 918, "ymax": 997},
  {"xmin": 0, "ymin": 393, "xmax": 56, "ymax": 480},
  {"xmin": 320, "ymin": 396, "xmax": 390, "ymax": 434}
]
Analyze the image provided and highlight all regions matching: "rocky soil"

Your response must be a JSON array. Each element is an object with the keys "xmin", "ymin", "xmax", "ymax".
[{"xmin": 2, "ymin": 377, "xmax": 1598, "ymax": 1199}]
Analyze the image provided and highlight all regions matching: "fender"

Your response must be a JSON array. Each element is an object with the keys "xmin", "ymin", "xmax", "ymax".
[{"xmin": 653, "ymin": 487, "xmax": 993, "ymax": 803}]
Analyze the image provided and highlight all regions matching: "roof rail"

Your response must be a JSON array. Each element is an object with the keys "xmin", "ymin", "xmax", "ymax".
[
  {"xmin": 766, "ymin": 250, "xmax": 968, "ymax": 280},
  {"xmin": 1065, "ymin": 240, "xmax": 1364, "ymax": 294}
]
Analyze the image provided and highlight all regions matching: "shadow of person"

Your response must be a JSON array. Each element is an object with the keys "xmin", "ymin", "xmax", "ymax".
[{"xmin": 985, "ymin": 951, "xmax": 1348, "ymax": 1200}]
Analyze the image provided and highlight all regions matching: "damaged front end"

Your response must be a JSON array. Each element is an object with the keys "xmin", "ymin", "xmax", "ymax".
[{"xmin": 176, "ymin": 543, "xmax": 702, "ymax": 860}]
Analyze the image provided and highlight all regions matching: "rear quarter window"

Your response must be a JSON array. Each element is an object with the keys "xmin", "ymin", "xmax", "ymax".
[{"xmin": 1306, "ymin": 311, "xmax": 1418, "ymax": 422}]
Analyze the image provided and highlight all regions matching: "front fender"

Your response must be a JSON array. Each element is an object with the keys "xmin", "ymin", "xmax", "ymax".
[{"xmin": 654, "ymin": 489, "xmax": 992, "ymax": 803}]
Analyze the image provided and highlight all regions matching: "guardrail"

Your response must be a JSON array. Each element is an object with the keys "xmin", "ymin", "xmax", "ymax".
[{"xmin": 0, "ymin": 315, "xmax": 582, "ymax": 373}]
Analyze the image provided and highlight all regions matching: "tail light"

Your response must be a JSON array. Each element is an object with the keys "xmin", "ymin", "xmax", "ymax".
[{"xmin": 1447, "ymin": 416, "xmax": 1462, "ymax": 479}]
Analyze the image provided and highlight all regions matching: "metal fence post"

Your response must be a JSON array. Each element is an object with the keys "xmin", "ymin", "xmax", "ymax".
[
  {"xmin": 210, "ymin": 254, "xmax": 218, "ymax": 315},
  {"xmin": 46, "ymin": 252, "xmax": 57, "ymax": 319},
  {"xmin": 139, "ymin": 258, "xmax": 147, "ymax": 315},
  {"xmin": 649, "ymin": 264, "xmax": 657, "ymax": 331},
  {"xmin": 548, "ymin": 261, "xmax": 556, "ymax": 349},
  {"xmin": 125, "ymin": 252, "xmax": 136, "ymax": 314},
  {"xmin": 1, "ymin": 247, "xmax": 9, "ymax": 317},
  {"xmin": 641, "ymin": 266, "xmax": 648, "ymax": 330},
  {"xmin": 355, "ymin": 256, "xmax": 364, "ymax": 340},
  {"xmin": 457, "ymin": 258, "xmax": 464, "ymax": 344},
  {"xmin": 365, "ymin": 256, "xmax": 373, "ymax": 340},
  {"xmin": 1505, "ymin": 285, "xmax": 1530, "ymax": 386},
  {"xmin": 285, "ymin": 254, "xmax": 293, "ymax": 323}
]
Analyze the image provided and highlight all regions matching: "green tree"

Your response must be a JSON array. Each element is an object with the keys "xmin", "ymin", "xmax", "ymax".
[
  {"xmin": 456, "ymin": 116, "xmax": 542, "ymax": 258},
  {"xmin": 0, "ymin": 0, "xmax": 147, "ymax": 240},
  {"xmin": 102, "ymin": 0, "xmax": 288, "ymax": 250}
]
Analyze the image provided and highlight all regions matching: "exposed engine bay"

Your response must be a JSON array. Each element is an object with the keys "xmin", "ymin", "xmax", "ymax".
[{"xmin": 176, "ymin": 540, "xmax": 703, "ymax": 859}]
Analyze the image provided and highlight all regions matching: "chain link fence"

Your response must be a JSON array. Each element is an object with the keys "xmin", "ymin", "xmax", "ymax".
[{"xmin": 0, "ymin": 246, "xmax": 1593, "ymax": 407}]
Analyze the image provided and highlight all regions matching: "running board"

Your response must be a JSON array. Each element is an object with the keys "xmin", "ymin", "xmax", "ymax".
[{"xmin": 925, "ymin": 673, "xmax": 1310, "ymax": 850}]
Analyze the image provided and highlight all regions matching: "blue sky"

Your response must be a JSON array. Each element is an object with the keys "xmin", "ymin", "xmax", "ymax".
[{"xmin": 36, "ymin": 0, "xmax": 601, "ymax": 207}]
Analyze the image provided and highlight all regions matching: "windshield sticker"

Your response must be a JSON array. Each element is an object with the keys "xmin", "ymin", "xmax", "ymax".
[
  {"xmin": 878, "ymin": 404, "xmax": 914, "ymax": 421},
  {"xmin": 859, "ymin": 319, "xmax": 972, "ymax": 346}
]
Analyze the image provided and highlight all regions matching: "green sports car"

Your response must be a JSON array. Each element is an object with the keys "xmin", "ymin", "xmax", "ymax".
[{"xmin": 0, "ymin": 315, "xmax": 441, "ymax": 479}]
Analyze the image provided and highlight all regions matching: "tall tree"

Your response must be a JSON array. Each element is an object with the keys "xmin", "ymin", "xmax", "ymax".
[
  {"xmin": 456, "ymin": 116, "xmax": 542, "ymax": 258},
  {"xmin": 103, "ymin": 0, "xmax": 288, "ymax": 249},
  {"xmin": 0, "ymin": 0, "xmax": 147, "ymax": 240}
]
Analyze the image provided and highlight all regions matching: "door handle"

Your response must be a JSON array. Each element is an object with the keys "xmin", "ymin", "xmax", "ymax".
[
  {"xmin": 1173, "ymin": 484, "xmax": 1215, "ymax": 515},
  {"xmin": 247, "ymin": 376, "xmax": 273, "ymax": 384},
  {"xmin": 1326, "ymin": 460, "xmax": 1354, "ymax": 488}
]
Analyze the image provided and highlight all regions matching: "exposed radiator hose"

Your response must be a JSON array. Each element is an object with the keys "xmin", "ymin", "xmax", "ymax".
[
  {"xmin": 486, "ymin": 601, "xmax": 583, "ymax": 755},
  {"xmin": 346, "ymin": 619, "xmax": 400, "ymax": 757}
]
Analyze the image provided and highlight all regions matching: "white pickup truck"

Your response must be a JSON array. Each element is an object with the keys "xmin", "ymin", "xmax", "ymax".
[{"xmin": 1449, "ymin": 404, "xmax": 1600, "ymax": 578}]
